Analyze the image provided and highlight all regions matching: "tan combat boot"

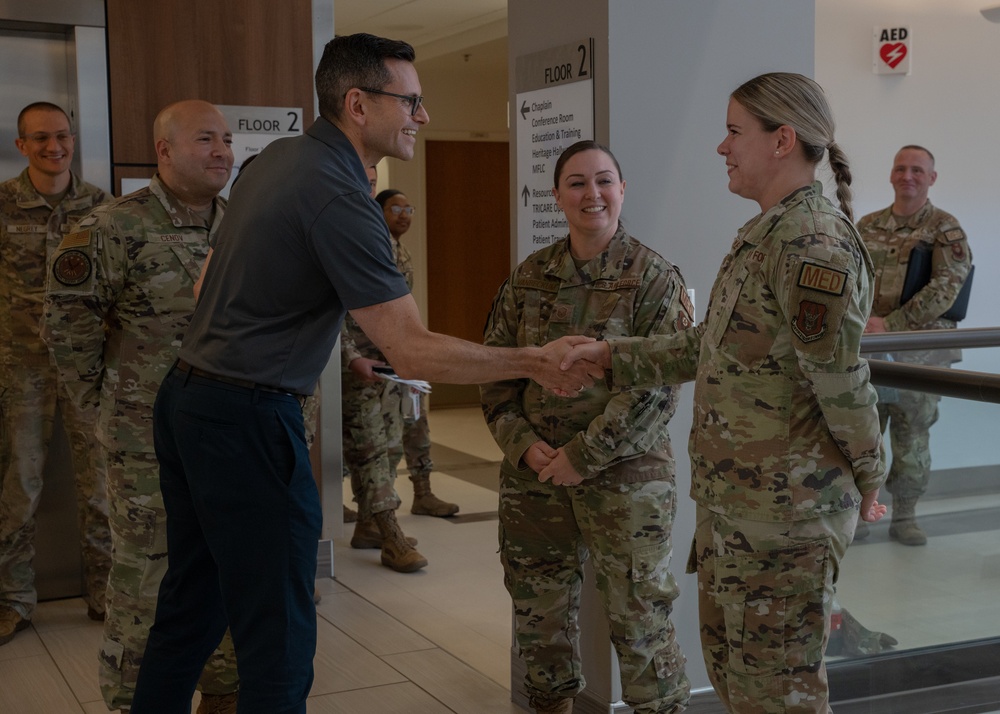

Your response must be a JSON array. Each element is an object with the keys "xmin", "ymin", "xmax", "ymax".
[
  {"xmin": 196, "ymin": 692, "xmax": 238, "ymax": 714},
  {"xmin": 343, "ymin": 504, "xmax": 358, "ymax": 523},
  {"xmin": 350, "ymin": 518, "xmax": 418, "ymax": 549},
  {"xmin": 0, "ymin": 606, "xmax": 29, "ymax": 646},
  {"xmin": 531, "ymin": 697, "xmax": 574, "ymax": 713},
  {"xmin": 888, "ymin": 500, "xmax": 927, "ymax": 546},
  {"xmin": 410, "ymin": 473, "xmax": 459, "ymax": 517},
  {"xmin": 374, "ymin": 510, "xmax": 428, "ymax": 572}
]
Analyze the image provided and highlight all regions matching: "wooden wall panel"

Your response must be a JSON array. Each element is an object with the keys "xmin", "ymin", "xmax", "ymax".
[
  {"xmin": 106, "ymin": 0, "xmax": 314, "ymax": 167},
  {"xmin": 425, "ymin": 140, "xmax": 510, "ymax": 406},
  {"xmin": 425, "ymin": 140, "xmax": 511, "ymax": 344}
]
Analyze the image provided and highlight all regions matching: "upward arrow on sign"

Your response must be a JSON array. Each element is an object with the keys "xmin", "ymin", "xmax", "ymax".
[{"xmin": 521, "ymin": 185, "xmax": 530, "ymax": 206}]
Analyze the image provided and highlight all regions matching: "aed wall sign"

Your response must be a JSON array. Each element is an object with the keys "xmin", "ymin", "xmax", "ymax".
[
  {"xmin": 514, "ymin": 39, "xmax": 595, "ymax": 261},
  {"xmin": 217, "ymin": 105, "xmax": 304, "ymax": 197},
  {"xmin": 873, "ymin": 26, "xmax": 911, "ymax": 75}
]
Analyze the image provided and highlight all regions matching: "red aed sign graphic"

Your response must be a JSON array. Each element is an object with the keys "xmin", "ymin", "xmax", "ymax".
[{"xmin": 879, "ymin": 42, "xmax": 907, "ymax": 69}]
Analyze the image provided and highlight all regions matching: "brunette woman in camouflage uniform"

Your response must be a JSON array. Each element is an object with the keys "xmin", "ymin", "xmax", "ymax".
[{"xmin": 482, "ymin": 141, "xmax": 693, "ymax": 714}]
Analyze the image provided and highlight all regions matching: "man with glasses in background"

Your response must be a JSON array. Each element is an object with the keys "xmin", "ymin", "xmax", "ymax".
[{"xmin": 0, "ymin": 102, "xmax": 111, "ymax": 646}]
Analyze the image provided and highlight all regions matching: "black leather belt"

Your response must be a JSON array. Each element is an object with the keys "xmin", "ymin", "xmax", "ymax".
[{"xmin": 175, "ymin": 359, "xmax": 307, "ymax": 406}]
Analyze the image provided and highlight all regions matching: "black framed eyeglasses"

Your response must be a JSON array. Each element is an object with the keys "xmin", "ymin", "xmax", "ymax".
[{"xmin": 360, "ymin": 88, "xmax": 423, "ymax": 116}]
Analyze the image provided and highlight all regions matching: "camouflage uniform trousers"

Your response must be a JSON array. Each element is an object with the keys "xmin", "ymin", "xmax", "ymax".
[
  {"xmin": 691, "ymin": 505, "xmax": 856, "ymax": 713},
  {"xmin": 384, "ymin": 382, "xmax": 433, "ymax": 479},
  {"xmin": 100, "ymin": 449, "xmax": 237, "ymax": 709},
  {"xmin": 303, "ymin": 388, "xmax": 320, "ymax": 449},
  {"xmin": 499, "ymin": 473, "xmax": 690, "ymax": 714},
  {"xmin": 877, "ymin": 389, "xmax": 940, "ymax": 502},
  {"xmin": 0, "ymin": 352, "xmax": 110, "ymax": 618},
  {"xmin": 341, "ymin": 369, "xmax": 401, "ymax": 519}
]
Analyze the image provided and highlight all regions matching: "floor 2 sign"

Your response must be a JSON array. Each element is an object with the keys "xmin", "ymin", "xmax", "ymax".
[{"xmin": 514, "ymin": 40, "xmax": 595, "ymax": 261}]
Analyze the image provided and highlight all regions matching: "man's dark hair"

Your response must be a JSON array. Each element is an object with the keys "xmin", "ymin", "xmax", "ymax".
[
  {"xmin": 374, "ymin": 188, "xmax": 403, "ymax": 208},
  {"xmin": 17, "ymin": 101, "xmax": 71, "ymax": 137},
  {"xmin": 315, "ymin": 33, "xmax": 416, "ymax": 122}
]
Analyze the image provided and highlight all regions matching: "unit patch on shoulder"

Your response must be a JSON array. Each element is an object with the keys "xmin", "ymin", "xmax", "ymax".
[
  {"xmin": 797, "ymin": 262, "xmax": 847, "ymax": 296},
  {"xmin": 944, "ymin": 228, "xmax": 966, "ymax": 243},
  {"xmin": 791, "ymin": 300, "xmax": 827, "ymax": 342},
  {"xmin": 52, "ymin": 249, "xmax": 92, "ymax": 286},
  {"xmin": 57, "ymin": 229, "xmax": 93, "ymax": 250}
]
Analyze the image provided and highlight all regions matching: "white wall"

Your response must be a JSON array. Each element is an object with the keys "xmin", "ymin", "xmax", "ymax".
[{"xmin": 817, "ymin": 0, "xmax": 999, "ymax": 468}]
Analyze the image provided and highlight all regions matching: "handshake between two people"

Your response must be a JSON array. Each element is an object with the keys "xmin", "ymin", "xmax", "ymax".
[{"xmin": 535, "ymin": 335, "xmax": 612, "ymax": 397}]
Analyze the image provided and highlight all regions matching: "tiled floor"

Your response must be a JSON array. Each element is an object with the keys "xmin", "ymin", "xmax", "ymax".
[
  {"xmin": 0, "ymin": 407, "xmax": 522, "ymax": 714},
  {"xmin": 2, "ymin": 406, "xmax": 999, "ymax": 713}
]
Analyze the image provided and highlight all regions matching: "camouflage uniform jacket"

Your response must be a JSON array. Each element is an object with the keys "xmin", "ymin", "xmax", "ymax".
[
  {"xmin": 0, "ymin": 169, "xmax": 108, "ymax": 374},
  {"xmin": 609, "ymin": 183, "xmax": 886, "ymax": 521},
  {"xmin": 341, "ymin": 236, "xmax": 410, "ymax": 365},
  {"xmin": 482, "ymin": 226, "xmax": 694, "ymax": 486},
  {"xmin": 41, "ymin": 174, "xmax": 224, "ymax": 453},
  {"xmin": 856, "ymin": 200, "xmax": 971, "ymax": 366}
]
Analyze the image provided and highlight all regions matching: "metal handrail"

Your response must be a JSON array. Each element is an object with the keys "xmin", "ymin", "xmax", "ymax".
[
  {"xmin": 860, "ymin": 326, "xmax": 1000, "ymax": 352},
  {"xmin": 867, "ymin": 360, "xmax": 1000, "ymax": 404},
  {"xmin": 859, "ymin": 326, "xmax": 1000, "ymax": 403}
]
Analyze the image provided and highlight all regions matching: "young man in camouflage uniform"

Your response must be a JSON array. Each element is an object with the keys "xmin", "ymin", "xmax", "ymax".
[
  {"xmin": 856, "ymin": 145, "xmax": 972, "ymax": 546},
  {"xmin": 0, "ymin": 102, "xmax": 111, "ymax": 646},
  {"xmin": 42, "ymin": 100, "xmax": 239, "ymax": 713}
]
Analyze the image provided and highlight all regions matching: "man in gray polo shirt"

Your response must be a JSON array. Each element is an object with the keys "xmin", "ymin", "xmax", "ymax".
[{"xmin": 131, "ymin": 33, "xmax": 601, "ymax": 714}]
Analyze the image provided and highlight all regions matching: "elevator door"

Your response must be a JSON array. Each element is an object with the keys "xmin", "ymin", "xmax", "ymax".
[{"xmin": 0, "ymin": 27, "xmax": 89, "ymax": 600}]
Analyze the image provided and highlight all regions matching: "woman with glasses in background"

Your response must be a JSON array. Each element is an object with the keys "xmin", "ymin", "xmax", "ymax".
[{"xmin": 339, "ymin": 187, "xmax": 459, "ymax": 574}]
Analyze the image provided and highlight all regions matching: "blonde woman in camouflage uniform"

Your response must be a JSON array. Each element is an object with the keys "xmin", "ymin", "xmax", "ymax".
[
  {"xmin": 482, "ymin": 141, "xmax": 693, "ymax": 714},
  {"xmin": 0, "ymin": 103, "xmax": 111, "ymax": 645},
  {"xmin": 561, "ymin": 75, "xmax": 888, "ymax": 713},
  {"xmin": 42, "ymin": 100, "xmax": 239, "ymax": 713}
]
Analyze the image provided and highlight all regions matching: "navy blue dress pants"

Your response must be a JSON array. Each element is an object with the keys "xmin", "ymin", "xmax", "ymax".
[{"xmin": 132, "ymin": 367, "xmax": 321, "ymax": 713}]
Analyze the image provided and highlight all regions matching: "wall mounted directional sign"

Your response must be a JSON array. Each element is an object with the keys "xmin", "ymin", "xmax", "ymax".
[{"xmin": 514, "ymin": 40, "xmax": 595, "ymax": 261}]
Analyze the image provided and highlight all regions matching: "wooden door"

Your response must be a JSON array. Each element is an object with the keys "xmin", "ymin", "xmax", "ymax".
[{"xmin": 425, "ymin": 140, "xmax": 510, "ymax": 405}]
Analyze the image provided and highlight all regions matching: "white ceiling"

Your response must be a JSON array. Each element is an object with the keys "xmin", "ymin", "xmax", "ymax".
[{"xmin": 334, "ymin": 0, "xmax": 508, "ymax": 62}]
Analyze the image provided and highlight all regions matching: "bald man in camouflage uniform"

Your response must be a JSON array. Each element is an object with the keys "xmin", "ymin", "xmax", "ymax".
[
  {"xmin": 42, "ymin": 100, "xmax": 238, "ymax": 713},
  {"xmin": 0, "ymin": 102, "xmax": 111, "ymax": 646},
  {"xmin": 482, "ymin": 224, "xmax": 694, "ymax": 714},
  {"xmin": 857, "ymin": 145, "xmax": 971, "ymax": 546}
]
